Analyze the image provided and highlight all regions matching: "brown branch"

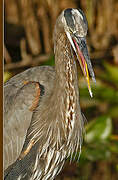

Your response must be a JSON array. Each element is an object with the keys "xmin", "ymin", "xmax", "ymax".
[
  {"xmin": 37, "ymin": 6, "xmax": 52, "ymax": 53},
  {"xmin": 5, "ymin": 0, "xmax": 20, "ymax": 24},
  {"xmin": 4, "ymin": 54, "xmax": 51, "ymax": 71},
  {"xmin": 20, "ymin": 38, "xmax": 32, "ymax": 62},
  {"xmin": 90, "ymin": 50, "xmax": 112, "ymax": 60},
  {"xmin": 19, "ymin": 0, "xmax": 41, "ymax": 55}
]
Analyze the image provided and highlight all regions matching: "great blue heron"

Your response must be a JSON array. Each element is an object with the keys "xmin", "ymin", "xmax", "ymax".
[{"xmin": 4, "ymin": 8, "xmax": 95, "ymax": 180}]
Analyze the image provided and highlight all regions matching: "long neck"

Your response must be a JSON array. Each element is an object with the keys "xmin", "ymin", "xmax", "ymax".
[{"xmin": 53, "ymin": 32, "xmax": 81, "ymax": 132}]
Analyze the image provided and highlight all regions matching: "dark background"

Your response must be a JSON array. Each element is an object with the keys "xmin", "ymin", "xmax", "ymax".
[{"xmin": 4, "ymin": 0, "xmax": 118, "ymax": 179}]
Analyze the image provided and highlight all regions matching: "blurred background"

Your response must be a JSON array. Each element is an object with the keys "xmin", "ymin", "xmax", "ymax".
[{"xmin": 4, "ymin": 0, "xmax": 118, "ymax": 179}]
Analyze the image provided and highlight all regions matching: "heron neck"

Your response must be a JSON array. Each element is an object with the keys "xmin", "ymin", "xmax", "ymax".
[
  {"xmin": 53, "ymin": 33, "xmax": 80, "ymax": 130},
  {"xmin": 54, "ymin": 33, "xmax": 79, "ymax": 96}
]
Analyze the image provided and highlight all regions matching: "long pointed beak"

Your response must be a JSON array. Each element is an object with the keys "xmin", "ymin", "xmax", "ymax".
[
  {"xmin": 66, "ymin": 31, "xmax": 95, "ymax": 97},
  {"xmin": 73, "ymin": 36, "xmax": 96, "ymax": 97}
]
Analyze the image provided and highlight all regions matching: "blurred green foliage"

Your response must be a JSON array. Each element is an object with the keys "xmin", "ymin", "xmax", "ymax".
[{"xmin": 77, "ymin": 61, "xmax": 118, "ymax": 179}]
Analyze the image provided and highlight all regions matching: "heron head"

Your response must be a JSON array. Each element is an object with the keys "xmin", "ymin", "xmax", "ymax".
[{"xmin": 57, "ymin": 8, "xmax": 96, "ymax": 97}]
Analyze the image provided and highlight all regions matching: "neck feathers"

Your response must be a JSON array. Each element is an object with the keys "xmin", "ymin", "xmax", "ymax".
[{"xmin": 54, "ymin": 33, "xmax": 80, "ymax": 133}]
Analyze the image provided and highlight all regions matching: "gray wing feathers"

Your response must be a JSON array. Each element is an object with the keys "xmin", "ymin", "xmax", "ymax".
[
  {"xmin": 4, "ymin": 66, "xmax": 55, "ymax": 170},
  {"xmin": 4, "ymin": 83, "xmax": 36, "ymax": 170}
]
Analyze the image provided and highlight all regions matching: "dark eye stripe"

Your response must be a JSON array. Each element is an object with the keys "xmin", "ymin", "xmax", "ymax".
[{"xmin": 64, "ymin": 9, "xmax": 75, "ymax": 29}]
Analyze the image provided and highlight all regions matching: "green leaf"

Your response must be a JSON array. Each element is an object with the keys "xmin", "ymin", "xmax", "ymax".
[
  {"xmin": 99, "ymin": 62, "xmax": 118, "ymax": 87},
  {"xmin": 4, "ymin": 72, "xmax": 12, "ymax": 83},
  {"xmin": 104, "ymin": 63, "xmax": 118, "ymax": 83},
  {"xmin": 108, "ymin": 106, "xmax": 118, "ymax": 118},
  {"xmin": 109, "ymin": 142, "xmax": 118, "ymax": 154},
  {"xmin": 80, "ymin": 143, "xmax": 111, "ymax": 161},
  {"xmin": 85, "ymin": 116, "xmax": 112, "ymax": 143},
  {"xmin": 116, "ymin": 164, "xmax": 118, "ymax": 172}
]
